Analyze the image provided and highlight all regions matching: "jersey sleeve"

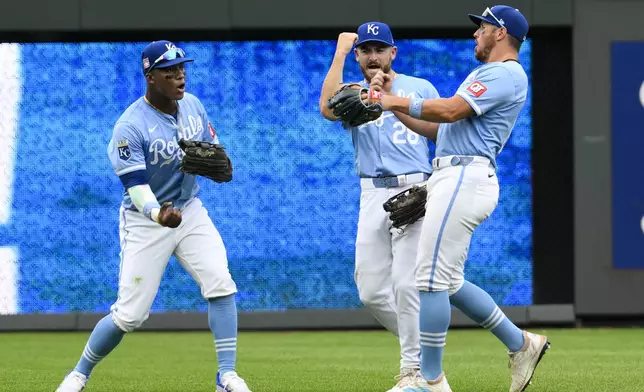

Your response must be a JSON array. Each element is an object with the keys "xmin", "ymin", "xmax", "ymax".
[
  {"xmin": 107, "ymin": 122, "xmax": 147, "ymax": 177},
  {"xmin": 456, "ymin": 66, "xmax": 515, "ymax": 116}
]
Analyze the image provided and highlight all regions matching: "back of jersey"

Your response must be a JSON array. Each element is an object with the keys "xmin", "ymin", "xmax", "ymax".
[{"xmin": 435, "ymin": 61, "xmax": 528, "ymax": 167}]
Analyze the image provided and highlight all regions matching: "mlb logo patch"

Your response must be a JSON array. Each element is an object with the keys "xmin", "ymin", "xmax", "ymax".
[
  {"xmin": 467, "ymin": 81, "xmax": 487, "ymax": 97},
  {"xmin": 117, "ymin": 139, "xmax": 131, "ymax": 161},
  {"xmin": 142, "ymin": 57, "xmax": 150, "ymax": 69}
]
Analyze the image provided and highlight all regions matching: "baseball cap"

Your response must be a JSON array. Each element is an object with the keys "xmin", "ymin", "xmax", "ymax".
[
  {"xmin": 468, "ymin": 5, "xmax": 529, "ymax": 42},
  {"xmin": 141, "ymin": 40, "xmax": 193, "ymax": 74},
  {"xmin": 356, "ymin": 22, "xmax": 394, "ymax": 47}
]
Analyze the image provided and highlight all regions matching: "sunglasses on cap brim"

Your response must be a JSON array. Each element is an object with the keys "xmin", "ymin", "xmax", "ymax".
[
  {"xmin": 481, "ymin": 7, "xmax": 505, "ymax": 28},
  {"xmin": 146, "ymin": 47, "xmax": 187, "ymax": 74}
]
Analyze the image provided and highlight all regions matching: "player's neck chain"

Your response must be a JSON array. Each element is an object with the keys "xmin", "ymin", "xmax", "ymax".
[{"xmin": 144, "ymin": 96, "xmax": 178, "ymax": 117}]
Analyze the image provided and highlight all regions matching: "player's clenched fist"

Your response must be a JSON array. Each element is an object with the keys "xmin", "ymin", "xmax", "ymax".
[
  {"xmin": 370, "ymin": 70, "xmax": 393, "ymax": 93},
  {"xmin": 336, "ymin": 33, "xmax": 359, "ymax": 56},
  {"xmin": 157, "ymin": 202, "xmax": 182, "ymax": 228}
]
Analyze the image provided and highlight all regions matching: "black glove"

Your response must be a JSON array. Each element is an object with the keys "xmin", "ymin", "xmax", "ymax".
[
  {"xmin": 327, "ymin": 84, "xmax": 383, "ymax": 127},
  {"xmin": 383, "ymin": 184, "xmax": 428, "ymax": 229},
  {"xmin": 178, "ymin": 139, "xmax": 233, "ymax": 183}
]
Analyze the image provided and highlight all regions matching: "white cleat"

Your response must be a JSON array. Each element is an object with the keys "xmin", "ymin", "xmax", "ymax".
[
  {"xmin": 55, "ymin": 371, "xmax": 87, "ymax": 392},
  {"xmin": 508, "ymin": 331, "xmax": 550, "ymax": 392},
  {"xmin": 400, "ymin": 372, "xmax": 452, "ymax": 392},
  {"xmin": 385, "ymin": 368, "xmax": 422, "ymax": 392},
  {"xmin": 216, "ymin": 371, "xmax": 252, "ymax": 392}
]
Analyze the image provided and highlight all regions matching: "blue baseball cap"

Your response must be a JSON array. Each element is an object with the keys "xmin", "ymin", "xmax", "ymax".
[
  {"xmin": 356, "ymin": 22, "xmax": 394, "ymax": 47},
  {"xmin": 468, "ymin": 5, "xmax": 529, "ymax": 42},
  {"xmin": 142, "ymin": 40, "xmax": 193, "ymax": 74}
]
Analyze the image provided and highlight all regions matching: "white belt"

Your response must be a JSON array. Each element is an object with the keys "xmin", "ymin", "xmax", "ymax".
[
  {"xmin": 360, "ymin": 172, "xmax": 430, "ymax": 189},
  {"xmin": 432, "ymin": 155, "xmax": 491, "ymax": 170}
]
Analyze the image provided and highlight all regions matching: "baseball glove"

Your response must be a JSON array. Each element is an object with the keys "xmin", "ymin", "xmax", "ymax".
[
  {"xmin": 327, "ymin": 83, "xmax": 383, "ymax": 127},
  {"xmin": 383, "ymin": 184, "xmax": 428, "ymax": 229},
  {"xmin": 178, "ymin": 139, "xmax": 233, "ymax": 183}
]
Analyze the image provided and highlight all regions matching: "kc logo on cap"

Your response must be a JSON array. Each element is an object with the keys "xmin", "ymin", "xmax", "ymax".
[{"xmin": 356, "ymin": 22, "xmax": 394, "ymax": 47}]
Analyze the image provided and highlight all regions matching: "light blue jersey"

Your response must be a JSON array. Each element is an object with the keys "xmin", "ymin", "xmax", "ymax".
[
  {"xmin": 107, "ymin": 92, "xmax": 219, "ymax": 210},
  {"xmin": 436, "ymin": 61, "xmax": 528, "ymax": 168},
  {"xmin": 348, "ymin": 74, "xmax": 439, "ymax": 177}
]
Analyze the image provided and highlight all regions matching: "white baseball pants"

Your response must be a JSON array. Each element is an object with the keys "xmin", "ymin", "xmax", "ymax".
[
  {"xmin": 110, "ymin": 198, "xmax": 237, "ymax": 332},
  {"xmin": 355, "ymin": 174, "xmax": 428, "ymax": 370},
  {"xmin": 415, "ymin": 156, "xmax": 499, "ymax": 294}
]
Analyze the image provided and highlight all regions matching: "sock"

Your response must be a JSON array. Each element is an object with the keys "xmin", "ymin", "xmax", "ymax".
[
  {"xmin": 450, "ymin": 281, "xmax": 525, "ymax": 352},
  {"xmin": 419, "ymin": 291, "xmax": 450, "ymax": 381},
  {"xmin": 209, "ymin": 294, "xmax": 238, "ymax": 375},
  {"xmin": 74, "ymin": 315, "xmax": 125, "ymax": 377}
]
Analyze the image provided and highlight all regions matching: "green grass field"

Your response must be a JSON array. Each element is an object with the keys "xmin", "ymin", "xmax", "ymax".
[{"xmin": 1, "ymin": 327, "xmax": 643, "ymax": 392}]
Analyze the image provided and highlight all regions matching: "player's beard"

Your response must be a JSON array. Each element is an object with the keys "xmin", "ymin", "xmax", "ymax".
[
  {"xmin": 361, "ymin": 59, "xmax": 392, "ymax": 82},
  {"xmin": 475, "ymin": 37, "xmax": 495, "ymax": 63}
]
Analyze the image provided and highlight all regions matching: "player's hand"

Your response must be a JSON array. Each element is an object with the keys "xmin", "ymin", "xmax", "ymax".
[
  {"xmin": 157, "ymin": 202, "xmax": 182, "ymax": 228},
  {"xmin": 370, "ymin": 71, "xmax": 393, "ymax": 93},
  {"xmin": 336, "ymin": 33, "xmax": 359, "ymax": 56}
]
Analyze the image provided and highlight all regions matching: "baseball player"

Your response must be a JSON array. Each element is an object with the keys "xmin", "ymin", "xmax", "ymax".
[
  {"xmin": 55, "ymin": 40, "xmax": 252, "ymax": 392},
  {"xmin": 366, "ymin": 6, "xmax": 548, "ymax": 392},
  {"xmin": 319, "ymin": 22, "xmax": 441, "ymax": 391}
]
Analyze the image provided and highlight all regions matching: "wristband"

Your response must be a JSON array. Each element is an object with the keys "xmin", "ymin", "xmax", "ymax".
[
  {"xmin": 409, "ymin": 97, "xmax": 424, "ymax": 119},
  {"xmin": 150, "ymin": 208, "xmax": 160, "ymax": 223},
  {"xmin": 143, "ymin": 201, "xmax": 161, "ymax": 222},
  {"xmin": 369, "ymin": 88, "xmax": 383, "ymax": 105}
]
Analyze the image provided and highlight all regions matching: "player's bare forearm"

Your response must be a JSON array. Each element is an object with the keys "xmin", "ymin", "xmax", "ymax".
[
  {"xmin": 392, "ymin": 110, "xmax": 439, "ymax": 141},
  {"xmin": 319, "ymin": 52, "xmax": 349, "ymax": 121},
  {"xmin": 382, "ymin": 95, "xmax": 474, "ymax": 123},
  {"xmin": 320, "ymin": 33, "xmax": 358, "ymax": 121}
]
